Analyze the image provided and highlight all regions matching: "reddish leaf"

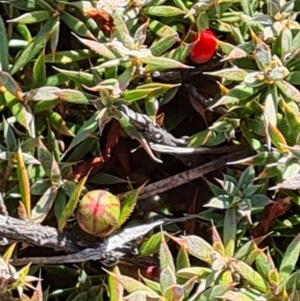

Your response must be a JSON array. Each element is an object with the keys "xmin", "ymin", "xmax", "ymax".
[
  {"xmin": 83, "ymin": 8, "xmax": 115, "ymax": 33},
  {"xmin": 253, "ymin": 197, "xmax": 291, "ymax": 237}
]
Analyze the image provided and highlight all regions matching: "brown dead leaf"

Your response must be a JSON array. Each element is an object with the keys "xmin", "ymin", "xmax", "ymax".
[
  {"xmin": 31, "ymin": 274, "xmax": 43, "ymax": 301},
  {"xmin": 184, "ymin": 189, "xmax": 198, "ymax": 234},
  {"xmin": 21, "ymin": 294, "xmax": 32, "ymax": 301},
  {"xmin": 71, "ymin": 120, "xmax": 120, "ymax": 181},
  {"xmin": 71, "ymin": 157, "xmax": 103, "ymax": 181},
  {"xmin": 18, "ymin": 201, "xmax": 28, "ymax": 220},
  {"xmin": 155, "ymin": 113, "xmax": 165, "ymax": 126},
  {"xmin": 83, "ymin": 8, "xmax": 115, "ymax": 33},
  {"xmin": 252, "ymin": 196, "xmax": 291, "ymax": 238}
]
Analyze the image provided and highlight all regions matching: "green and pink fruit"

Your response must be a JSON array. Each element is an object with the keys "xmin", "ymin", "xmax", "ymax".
[{"xmin": 77, "ymin": 190, "xmax": 120, "ymax": 237}]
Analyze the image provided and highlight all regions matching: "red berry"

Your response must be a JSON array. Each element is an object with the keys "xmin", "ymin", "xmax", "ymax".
[
  {"xmin": 189, "ymin": 29, "xmax": 217, "ymax": 64},
  {"xmin": 145, "ymin": 266, "xmax": 160, "ymax": 281}
]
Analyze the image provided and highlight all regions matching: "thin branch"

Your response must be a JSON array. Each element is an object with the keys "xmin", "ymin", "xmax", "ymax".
[{"xmin": 121, "ymin": 148, "xmax": 254, "ymax": 200}]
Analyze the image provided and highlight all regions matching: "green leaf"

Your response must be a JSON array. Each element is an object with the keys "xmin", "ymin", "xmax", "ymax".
[
  {"xmin": 5, "ymin": 0, "xmax": 37, "ymax": 10},
  {"xmin": 104, "ymin": 269, "xmax": 160, "ymax": 297},
  {"xmin": 73, "ymin": 34, "xmax": 116, "ymax": 60},
  {"xmin": 88, "ymin": 173, "xmax": 128, "ymax": 185},
  {"xmin": 48, "ymin": 127, "xmax": 61, "ymax": 162},
  {"xmin": 238, "ymin": 167, "xmax": 255, "ymax": 190},
  {"xmin": 108, "ymin": 266, "xmax": 123, "ymax": 301},
  {"xmin": 218, "ymin": 291, "xmax": 256, "ymax": 301},
  {"xmin": 64, "ymin": 111, "xmax": 99, "ymax": 154},
  {"xmin": 196, "ymin": 12, "xmax": 209, "ymax": 32},
  {"xmin": 165, "ymin": 42, "xmax": 194, "ymax": 62},
  {"xmin": 267, "ymin": 122, "xmax": 288, "ymax": 152},
  {"xmin": 255, "ymin": 249, "xmax": 275, "ymax": 280},
  {"xmin": 8, "ymin": 10, "xmax": 52, "ymax": 24},
  {"xmin": 244, "ymin": 72, "xmax": 265, "ymax": 87},
  {"xmin": 150, "ymin": 35, "xmax": 178, "ymax": 56},
  {"xmin": 31, "ymin": 186, "xmax": 59, "ymax": 223},
  {"xmin": 189, "ymin": 129, "xmax": 226, "ymax": 147},
  {"xmin": 137, "ymin": 82, "xmax": 179, "ymax": 94},
  {"xmin": 176, "ymin": 267, "xmax": 211, "ymax": 280},
  {"xmin": 192, "ymin": 284, "xmax": 233, "ymax": 301},
  {"xmin": 143, "ymin": 57, "xmax": 193, "ymax": 72},
  {"xmin": 176, "ymin": 243, "xmax": 190, "ymax": 270},
  {"xmin": 223, "ymin": 45, "xmax": 248, "ymax": 60},
  {"xmin": 228, "ymin": 84, "xmax": 255, "ymax": 100},
  {"xmin": 279, "ymin": 233, "xmax": 300, "ymax": 283},
  {"xmin": 276, "ymin": 80, "xmax": 300, "ymax": 103},
  {"xmin": 113, "ymin": 13, "xmax": 134, "ymax": 49},
  {"xmin": 32, "ymin": 48, "xmax": 46, "ymax": 87},
  {"xmin": 0, "ymin": 14, "xmax": 9, "ymax": 71},
  {"xmin": 134, "ymin": 20, "xmax": 148, "ymax": 47},
  {"xmin": 204, "ymin": 196, "xmax": 231, "ymax": 209},
  {"xmin": 206, "ymin": 180, "xmax": 226, "ymax": 197},
  {"xmin": 223, "ymin": 208, "xmax": 236, "ymax": 257},
  {"xmin": 267, "ymin": 67, "xmax": 289, "ymax": 81},
  {"xmin": 143, "ymin": 6, "xmax": 186, "ymax": 17},
  {"xmin": 15, "ymin": 23, "xmax": 32, "ymax": 42},
  {"xmin": 37, "ymin": 139, "xmax": 61, "ymax": 183},
  {"xmin": 249, "ymin": 194, "xmax": 271, "ymax": 207},
  {"xmin": 4, "ymin": 91, "xmax": 33, "ymax": 130},
  {"xmin": 51, "ymin": 89, "xmax": 92, "ymax": 105},
  {"xmin": 16, "ymin": 144, "xmax": 31, "ymax": 219},
  {"xmin": 53, "ymin": 67, "xmax": 95, "ymax": 87},
  {"xmin": 53, "ymin": 189, "xmax": 67, "ymax": 223},
  {"xmin": 286, "ymin": 71, "xmax": 300, "ymax": 85},
  {"xmin": 278, "ymin": 26, "xmax": 293, "ymax": 59},
  {"xmin": 204, "ymin": 68, "xmax": 248, "ymax": 81},
  {"xmin": 139, "ymin": 274, "xmax": 161, "ymax": 294},
  {"xmin": 180, "ymin": 236, "xmax": 214, "ymax": 264},
  {"xmin": 45, "ymin": 49, "xmax": 96, "ymax": 63},
  {"xmin": 123, "ymin": 88, "xmax": 161, "ymax": 102},
  {"xmin": 122, "ymin": 291, "xmax": 160, "ymax": 301},
  {"xmin": 0, "ymin": 71, "xmax": 23, "ymax": 100},
  {"xmin": 61, "ymin": 12, "xmax": 95, "ymax": 39},
  {"xmin": 50, "ymin": 19, "xmax": 60, "ymax": 56},
  {"xmin": 58, "ymin": 172, "xmax": 90, "ymax": 232},
  {"xmin": 160, "ymin": 267, "xmax": 176, "ymax": 295},
  {"xmin": 3, "ymin": 117, "xmax": 17, "ymax": 151},
  {"xmin": 164, "ymin": 285, "xmax": 185, "ymax": 301},
  {"xmin": 62, "ymin": 180, "xmax": 77, "ymax": 197},
  {"xmin": 149, "ymin": 20, "xmax": 178, "ymax": 37},
  {"xmin": 139, "ymin": 232, "xmax": 162, "ymax": 257},
  {"xmin": 31, "ymin": 179, "xmax": 51, "ymax": 195},
  {"xmin": 160, "ymin": 232, "xmax": 175, "ymax": 273},
  {"xmin": 10, "ymin": 17, "xmax": 56, "ymax": 75},
  {"xmin": 253, "ymin": 38, "xmax": 272, "ymax": 71},
  {"xmin": 117, "ymin": 185, "xmax": 144, "ymax": 228},
  {"xmin": 231, "ymin": 259, "xmax": 268, "ymax": 292}
]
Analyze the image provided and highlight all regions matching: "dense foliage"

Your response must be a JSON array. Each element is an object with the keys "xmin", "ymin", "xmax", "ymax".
[{"xmin": 1, "ymin": 0, "xmax": 300, "ymax": 300}]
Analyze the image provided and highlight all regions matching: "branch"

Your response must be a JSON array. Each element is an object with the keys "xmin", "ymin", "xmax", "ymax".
[
  {"xmin": 10, "ymin": 219, "xmax": 192, "ymax": 266},
  {"xmin": 124, "ymin": 148, "xmax": 255, "ymax": 200},
  {"xmin": 0, "ymin": 149, "xmax": 254, "ymax": 266},
  {"xmin": 0, "ymin": 215, "xmax": 101, "ymax": 253}
]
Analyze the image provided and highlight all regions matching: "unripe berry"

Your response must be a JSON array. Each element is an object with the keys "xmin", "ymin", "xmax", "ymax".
[{"xmin": 77, "ymin": 190, "xmax": 120, "ymax": 237}]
